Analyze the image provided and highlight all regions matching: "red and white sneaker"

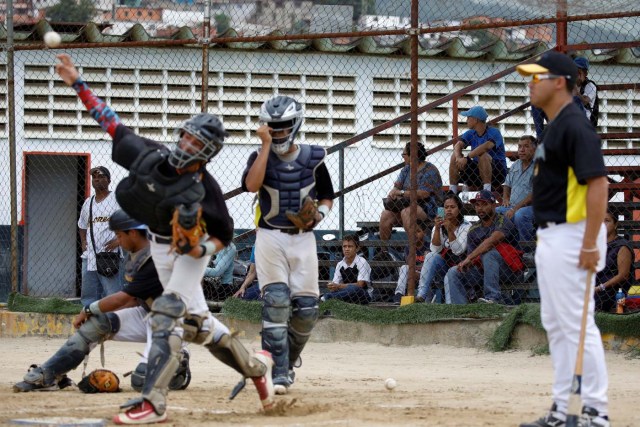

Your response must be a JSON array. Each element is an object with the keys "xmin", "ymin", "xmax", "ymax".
[
  {"xmin": 113, "ymin": 399, "xmax": 168, "ymax": 425},
  {"xmin": 251, "ymin": 350, "xmax": 275, "ymax": 410}
]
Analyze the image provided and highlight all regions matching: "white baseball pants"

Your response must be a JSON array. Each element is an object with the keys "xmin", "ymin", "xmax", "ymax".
[
  {"xmin": 536, "ymin": 221, "xmax": 608, "ymax": 415},
  {"xmin": 255, "ymin": 228, "xmax": 319, "ymax": 297}
]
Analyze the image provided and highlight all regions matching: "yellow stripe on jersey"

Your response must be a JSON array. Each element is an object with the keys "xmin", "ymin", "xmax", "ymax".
[
  {"xmin": 254, "ymin": 202, "xmax": 261, "ymax": 228},
  {"xmin": 566, "ymin": 167, "xmax": 587, "ymax": 223}
]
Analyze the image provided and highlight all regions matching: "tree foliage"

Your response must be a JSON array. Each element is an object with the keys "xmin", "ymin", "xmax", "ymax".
[
  {"xmin": 46, "ymin": 0, "xmax": 96, "ymax": 23},
  {"xmin": 315, "ymin": 0, "xmax": 377, "ymax": 21},
  {"xmin": 214, "ymin": 13, "xmax": 231, "ymax": 35}
]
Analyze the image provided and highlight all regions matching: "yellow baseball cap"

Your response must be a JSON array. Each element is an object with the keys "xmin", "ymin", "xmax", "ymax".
[{"xmin": 516, "ymin": 51, "xmax": 577, "ymax": 82}]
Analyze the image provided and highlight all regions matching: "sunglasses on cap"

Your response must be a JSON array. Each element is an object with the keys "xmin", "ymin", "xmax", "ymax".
[{"xmin": 531, "ymin": 74, "xmax": 571, "ymax": 84}]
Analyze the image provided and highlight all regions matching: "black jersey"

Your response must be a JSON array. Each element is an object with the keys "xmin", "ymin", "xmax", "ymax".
[
  {"xmin": 121, "ymin": 255, "xmax": 163, "ymax": 309},
  {"xmin": 532, "ymin": 102, "xmax": 606, "ymax": 224},
  {"xmin": 113, "ymin": 125, "xmax": 234, "ymax": 245}
]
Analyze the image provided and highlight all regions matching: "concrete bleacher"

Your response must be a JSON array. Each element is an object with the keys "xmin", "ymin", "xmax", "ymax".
[
  {"xmin": 315, "ymin": 147, "xmax": 640, "ymax": 305},
  {"xmin": 316, "ymin": 218, "xmax": 540, "ymax": 304}
]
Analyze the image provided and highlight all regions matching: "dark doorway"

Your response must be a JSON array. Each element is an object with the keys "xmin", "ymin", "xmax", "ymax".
[{"xmin": 23, "ymin": 153, "xmax": 88, "ymax": 297}]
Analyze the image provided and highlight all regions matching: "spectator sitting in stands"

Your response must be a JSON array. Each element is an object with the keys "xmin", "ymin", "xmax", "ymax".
[
  {"xmin": 379, "ymin": 142, "xmax": 443, "ymax": 241},
  {"xmin": 392, "ymin": 221, "xmax": 429, "ymax": 304},
  {"xmin": 445, "ymin": 190, "xmax": 523, "ymax": 304},
  {"xmin": 321, "ymin": 234, "xmax": 372, "ymax": 304},
  {"xmin": 234, "ymin": 246, "xmax": 261, "ymax": 301},
  {"xmin": 595, "ymin": 211, "xmax": 634, "ymax": 312},
  {"xmin": 202, "ymin": 242, "xmax": 237, "ymax": 300},
  {"xmin": 416, "ymin": 194, "xmax": 471, "ymax": 303},
  {"xmin": 495, "ymin": 135, "xmax": 537, "ymax": 244},
  {"xmin": 449, "ymin": 106, "xmax": 507, "ymax": 195},
  {"xmin": 574, "ymin": 56, "xmax": 599, "ymax": 128}
]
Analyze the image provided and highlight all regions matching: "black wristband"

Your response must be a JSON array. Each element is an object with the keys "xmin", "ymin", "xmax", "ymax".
[{"xmin": 83, "ymin": 305, "xmax": 92, "ymax": 315}]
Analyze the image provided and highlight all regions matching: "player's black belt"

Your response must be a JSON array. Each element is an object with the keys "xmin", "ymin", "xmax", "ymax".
[
  {"xmin": 279, "ymin": 228, "xmax": 305, "ymax": 235},
  {"xmin": 148, "ymin": 232, "xmax": 172, "ymax": 244},
  {"xmin": 538, "ymin": 221, "xmax": 565, "ymax": 229}
]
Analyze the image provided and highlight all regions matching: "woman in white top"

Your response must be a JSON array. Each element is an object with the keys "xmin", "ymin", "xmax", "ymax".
[{"xmin": 416, "ymin": 194, "xmax": 471, "ymax": 302}]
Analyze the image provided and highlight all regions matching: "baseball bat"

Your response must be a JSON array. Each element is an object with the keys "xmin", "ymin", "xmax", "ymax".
[{"xmin": 565, "ymin": 269, "xmax": 594, "ymax": 427}]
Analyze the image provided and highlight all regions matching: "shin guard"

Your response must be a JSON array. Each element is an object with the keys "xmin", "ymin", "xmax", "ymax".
[
  {"xmin": 261, "ymin": 283, "xmax": 291, "ymax": 379},
  {"xmin": 141, "ymin": 294, "xmax": 185, "ymax": 415},
  {"xmin": 288, "ymin": 296, "xmax": 319, "ymax": 368}
]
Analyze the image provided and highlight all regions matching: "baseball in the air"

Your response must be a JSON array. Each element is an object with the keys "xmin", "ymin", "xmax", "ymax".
[
  {"xmin": 44, "ymin": 31, "xmax": 62, "ymax": 48},
  {"xmin": 384, "ymin": 378, "xmax": 397, "ymax": 390}
]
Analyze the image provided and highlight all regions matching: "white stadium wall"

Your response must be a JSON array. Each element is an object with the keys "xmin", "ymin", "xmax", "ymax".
[{"xmin": 0, "ymin": 48, "xmax": 639, "ymax": 230}]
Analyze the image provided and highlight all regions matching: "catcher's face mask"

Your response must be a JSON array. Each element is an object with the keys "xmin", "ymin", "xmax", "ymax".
[
  {"xmin": 269, "ymin": 120, "xmax": 296, "ymax": 155},
  {"xmin": 169, "ymin": 113, "xmax": 227, "ymax": 170},
  {"xmin": 259, "ymin": 96, "xmax": 303, "ymax": 156}
]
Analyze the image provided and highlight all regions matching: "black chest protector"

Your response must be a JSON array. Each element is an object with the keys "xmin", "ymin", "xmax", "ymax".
[
  {"xmin": 116, "ymin": 147, "xmax": 205, "ymax": 235},
  {"xmin": 259, "ymin": 144, "xmax": 326, "ymax": 229}
]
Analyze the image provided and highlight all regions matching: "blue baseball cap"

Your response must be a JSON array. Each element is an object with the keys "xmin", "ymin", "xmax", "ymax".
[
  {"xmin": 470, "ymin": 190, "xmax": 496, "ymax": 204},
  {"xmin": 574, "ymin": 57, "xmax": 589, "ymax": 70},
  {"xmin": 460, "ymin": 106, "xmax": 488, "ymax": 122}
]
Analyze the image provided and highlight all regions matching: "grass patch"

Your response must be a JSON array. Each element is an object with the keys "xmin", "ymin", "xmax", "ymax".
[
  {"xmin": 222, "ymin": 297, "xmax": 510, "ymax": 325},
  {"xmin": 531, "ymin": 344, "xmax": 550, "ymax": 356},
  {"xmin": 8, "ymin": 292, "xmax": 81, "ymax": 315},
  {"xmin": 8, "ymin": 294, "xmax": 640, "ymax": 353},
  {"xmin": 595, "ymin": 311, "xmax": 640, "ymax": 337},
  {"xmin": 488, "ymin": 304, "xmax": 545, "ymax": 352}
]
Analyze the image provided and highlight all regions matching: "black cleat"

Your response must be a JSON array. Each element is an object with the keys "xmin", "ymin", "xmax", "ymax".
[{"xmin": 520, "ymin": 403, "xmax": 566, "ymax": 427}]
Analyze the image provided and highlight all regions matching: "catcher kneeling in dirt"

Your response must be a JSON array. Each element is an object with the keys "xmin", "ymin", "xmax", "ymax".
[
  {"xmin": 53, "ymin": 54, "xmax": 274, "ymax": 425},
  {"xmin": 13, "ymin": 210, "xmax": 191, "ymax": 394},
  {"xmin": 242, "ymin": 95, "xmax": 335, "ymax": 395}
]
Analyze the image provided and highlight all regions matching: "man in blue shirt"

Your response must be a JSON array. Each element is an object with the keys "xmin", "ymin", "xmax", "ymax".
[
  {"xmin": 203, "ymin": 242, "xmax": 237, "ymax": 300},
  {"xmin": 234, "ymin": 246, "xmax": 261, "ymax": 301},
  {"xmin": 449, "ymin": 106, "xmax": 507, "ymax": 194},
  {"xmin": 496, "ymin": 135, "xmax": 536, "ymax": 244}
]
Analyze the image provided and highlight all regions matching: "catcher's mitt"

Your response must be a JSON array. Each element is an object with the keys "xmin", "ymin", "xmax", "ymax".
[
  {"xmin": 171, "ymin": 203, "xmax": 206, "ymax": 254},
  {"xmin": 285, "ymin": 196, "xmax": 318, "ymax": 230},
  {"xmin": 78, "ymin": 369, "xmax": 121, "ymax": 393}
]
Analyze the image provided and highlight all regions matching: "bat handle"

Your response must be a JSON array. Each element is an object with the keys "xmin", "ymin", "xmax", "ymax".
[{"xmin": 565, "ymin": 414, "xmax": 580, "ymax": 427}]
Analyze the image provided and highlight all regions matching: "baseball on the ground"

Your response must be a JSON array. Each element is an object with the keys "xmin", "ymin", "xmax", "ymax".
[
  {"xmin": 384, "ymin": 377, "xmax": 397, "ymax": 390},
  {"xmin": 44, "ymin": 31, "xmax": 62, "ymax": 48}
]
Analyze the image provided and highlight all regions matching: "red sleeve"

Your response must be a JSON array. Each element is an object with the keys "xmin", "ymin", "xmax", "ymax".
[{"xmin": 72, "ymin": 78, "xmax": 121, "ymax": 138}]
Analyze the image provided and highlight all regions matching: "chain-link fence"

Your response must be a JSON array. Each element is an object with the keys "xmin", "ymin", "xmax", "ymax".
[{"xmin": 1, "ymin": 0, "xmax": 639, "ymax": 309}]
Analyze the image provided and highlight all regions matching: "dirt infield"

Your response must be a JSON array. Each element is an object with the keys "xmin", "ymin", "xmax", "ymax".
[{"xmin": 0, "ymin": 337, "xmax": 638, "ymax": 426}]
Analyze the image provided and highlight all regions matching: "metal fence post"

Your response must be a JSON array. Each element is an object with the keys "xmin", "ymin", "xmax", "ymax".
[
  {"xmin": 6, "ymin": 0, "xmax": 18, "ymax": 294},
  {"xmin": 406, "ymin": 0, "xmax": 419, "ymax": 298},
  {"xmin": 201, "ymin": 0, "xmax": 211, "ymax": 112},
  {"xmin": 339, "ymin": 145, "xmax": 345, "ymax": 240}
]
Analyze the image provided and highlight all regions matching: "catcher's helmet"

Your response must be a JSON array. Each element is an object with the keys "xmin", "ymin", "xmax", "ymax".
[
  {"xmin": 169, "ymin": 113, "xmax": 228, "ymax": 169},
  {"xmin": 109, "ymin": 209, "xmax": 146, "ymax": 231},
  {"xmin": 259, "ymin": 96, "xmax": 303, "ymax": 155}
]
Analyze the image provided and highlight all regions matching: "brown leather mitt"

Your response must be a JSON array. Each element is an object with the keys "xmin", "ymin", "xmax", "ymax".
[
  {"xmin": 285, "ymin": 196, "xmax": 318, "ymax": 230},
  {"xmin": 78, "ymin": 369, "xmax": 121, "ymax": 393},
  {"xmin": 171, "ymin": 203, "xmax": 206, "ymax": 254}
]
